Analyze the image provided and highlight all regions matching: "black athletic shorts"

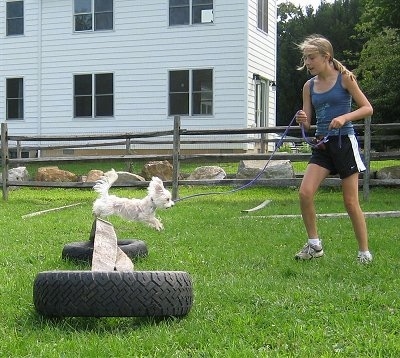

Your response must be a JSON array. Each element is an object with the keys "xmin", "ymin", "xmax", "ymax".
[{"xmin": 309, "ymin": 134, "xmax": 366, "ymax": 179}]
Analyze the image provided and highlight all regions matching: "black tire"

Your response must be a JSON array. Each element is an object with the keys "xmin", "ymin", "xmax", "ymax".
[
  {"xmin": 62, "ymin": 239, "xmax": 148, "ymax": 262},
  {"xmin": 33, "ymin": 271, "xmax": 193, "ymax": 317}
]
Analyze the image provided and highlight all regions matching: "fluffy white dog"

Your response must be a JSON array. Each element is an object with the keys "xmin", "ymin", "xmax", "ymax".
[{"xmin": 92, "ymin": 169, "xmax": 174, "ymax": 231}]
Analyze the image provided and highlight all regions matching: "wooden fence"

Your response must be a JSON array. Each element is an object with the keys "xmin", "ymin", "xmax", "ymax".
[{"xmin": 1, "ymin": 117, "xmax": 400, "ymax": 201}]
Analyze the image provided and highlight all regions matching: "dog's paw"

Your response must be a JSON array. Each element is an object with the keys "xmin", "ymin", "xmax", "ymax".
[{"xmin": 155, "ymin": 223, "xmax": 164, "ymax": 231}]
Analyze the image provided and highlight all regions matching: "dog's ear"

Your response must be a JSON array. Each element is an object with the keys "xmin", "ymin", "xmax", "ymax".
[
  {"xmin": 151, "ymin": 177, "xmax": 164, "ymax": 186},
  {"xmin": 149, "ymin": 177, "xmax": 165, "ymax": 193}
]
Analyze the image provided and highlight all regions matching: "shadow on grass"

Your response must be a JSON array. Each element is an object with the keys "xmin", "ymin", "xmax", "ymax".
[{"xmin": 19, "ymin": 310, "xmax": 187, "ymax": 333}]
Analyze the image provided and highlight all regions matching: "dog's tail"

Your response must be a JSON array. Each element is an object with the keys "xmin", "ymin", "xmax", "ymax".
[{"xmin": 93, "ymin": 169, "xmax": 118, "ymax": 197}]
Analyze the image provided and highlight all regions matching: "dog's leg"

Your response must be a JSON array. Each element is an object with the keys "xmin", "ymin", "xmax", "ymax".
[{"xmin": 146, "ymin": 217, "xmax": 164, "ymax": 231}]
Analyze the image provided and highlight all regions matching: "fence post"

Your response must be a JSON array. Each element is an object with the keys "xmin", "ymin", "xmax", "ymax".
[
  {"xmin": 362, "ymin": 116, "xmax": 371, "ymax": 201},
  {"xmin": 172, "ymin": 116, "xmax": 181, "ymax": 201},
  {"xmin": 1, "ymin": 123, "xmax": 9, "ymax": 200}
]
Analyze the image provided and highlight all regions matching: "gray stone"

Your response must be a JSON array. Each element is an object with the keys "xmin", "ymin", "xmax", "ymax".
[
  {"xmin": 376, "ymin": 165, "xmax": 400, "ymax": 179},
  {"xmin": 188, "ymin": 166, "xmax": 226, "ymax": 180},
  {"xmin": 141, "ymin": 160, "xmax": 173, "ymax": 181},
  {"xmin": 115, "ymin": 171, "xmax": 145, "ymax": 184},
  {"xmin": 236, "ymin": 160, "xmax": 295, "ymax": 179}
]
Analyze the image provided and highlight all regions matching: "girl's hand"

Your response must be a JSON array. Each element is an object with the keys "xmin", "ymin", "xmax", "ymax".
[
  {"xmin": 296, "ymin": 110, "xmax": 308, "ymax": 125},
  {"xmin": 328, "ymin": 116, "xmax": 346, "ymax": 130}
]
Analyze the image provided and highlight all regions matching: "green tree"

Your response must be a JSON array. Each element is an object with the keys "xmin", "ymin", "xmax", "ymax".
[
  {"xmin": 356, "ymin": 28, "xmax": 400, "ymax": 124},
  {"xmin": 355, "ymin": 0, "xmax": 400, "ymax": 124}
]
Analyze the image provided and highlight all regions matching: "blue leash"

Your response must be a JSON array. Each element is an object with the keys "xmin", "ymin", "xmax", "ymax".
[
  {"xmin": 301, "ymin": 124, "xmax": 341, "ymax": 149},
  {"xmin": 175, "ymin": 114, "xmax": 298, "ymax": 203}
]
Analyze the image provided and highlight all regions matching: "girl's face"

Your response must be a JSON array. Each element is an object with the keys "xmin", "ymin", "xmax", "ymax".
[{"xmin": 303, "ymin": 51, "xmax": 328, "ymax": 75}]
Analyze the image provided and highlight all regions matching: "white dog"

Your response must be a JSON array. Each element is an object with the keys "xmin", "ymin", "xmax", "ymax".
[{"xmin": 92, "ymin": 169, "xmax": 174, "ymax": 231}]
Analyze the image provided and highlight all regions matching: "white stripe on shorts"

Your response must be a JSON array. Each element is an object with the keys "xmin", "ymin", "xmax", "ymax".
[{"xmin": 349, "ymin": 134, "xmax": 366, "ymax": 172}]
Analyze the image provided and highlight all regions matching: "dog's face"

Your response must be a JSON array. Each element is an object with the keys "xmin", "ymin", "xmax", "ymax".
[{"xmin": 148, "ymin": 177, "xmax": 174, "ymax": 209}]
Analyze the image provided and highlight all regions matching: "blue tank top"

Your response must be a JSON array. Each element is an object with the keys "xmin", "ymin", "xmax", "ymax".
[{"xmin": 310, "ymin": 73, "xmax": 354, "ymax": 136}]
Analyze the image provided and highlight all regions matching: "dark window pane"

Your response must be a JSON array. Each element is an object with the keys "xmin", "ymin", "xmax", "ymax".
[
  {"xmin": 169, "ymin": 71, "xmax": 189, "ymax": 92},
  {"xmin": 95, "ymin": 13, "xmax": 113, "ymax": 30},
  {"xmin": 192, "ymin": 69, "xmax": 213, "ymax": 115},
  {"xmin": 7, "ymin": 19, "xmax": 23, "ymax": 35},
  {"xmin": 95, "ymin": 74, "xmax": 113, "ymax": 95},
  {"xmin": 95, "ymin": 95, "xmax": 113, "ymax": 116},
  {"xmin": 75, "ymin": 14, "xmax": 92, "ymax": 31},
  {"xmin": 192, "ymin": 92, "xmax": 212, "ymax": 115},
  {"xmin": 75, "ymin": 75, "xmax": 92, "ymax": 95},
  {"xmin": 169, "ymin": 93, "xmax": 189, "ymax": 115},
  {"xmin": 192, "ymin": 0, "xmax": 213, "ymax": 24},
  {"xmin": 74, "ymin": 0, "xmax": 91, "ymax": 13},
  {"xmin": 95, "ymin": 0, "xmax": 113, "ymax": 12},
  {"xmin": 169, "ymin": 7, "xmax": 189, "ymax": 25},
  {"xmin": 7, "ymin": 78, "xmax": 23, "ymax": 98},
  {"xmin": 7, "ymin": 99, "xmax": 23, "ymax": 119},
  {"xmin": 6, "ymin": 78, "xmax": 23, "ymax": 120},
  {"xmin": 193, "ymin": 69, "xmax": 212, "ymax": 91},
  {"xmin": 75, "ymin": 97, "xmax": 92, "ymax": 117},
  {"xmin": 170, "ymin": 0, "xmax": 189, "ymax": 6},
  {"xmin": 7, "ymin": 1, "xmax": 23, "ymax": 17},
  {"xmin": 6, "ymin": 1, "xmax": 23, "ymax": 36}
]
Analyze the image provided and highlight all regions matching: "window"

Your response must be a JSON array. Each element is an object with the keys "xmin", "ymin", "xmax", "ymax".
[
  {"xmin": 169, "ymin": 69, "xmax": 213, "ymax": 116},
  {"xmin": 74, "ymin": 0, "xmax": 113, "ymax": 32},
  {"xmin": 6, "ymin": 1, "xmax": 24, "ymax": 36},
  {"xmin": 169, "ymin": 0, "xmax": 213, "ymax": 26},
  {"xmin": 74, "ymin": 73, "xmax": 114, "ymax": 118},
  {"xmin": 6, "ymin": 78, "xmax": 24, "ymax": 120},
  {"xmin": 257, "ymin": 0, "xmax": 268, "ymax": 32}
]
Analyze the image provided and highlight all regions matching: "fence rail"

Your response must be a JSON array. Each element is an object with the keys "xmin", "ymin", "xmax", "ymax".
[{"xmin": 1, "ymin": 117, "xmax": 400, "ymax": 201}]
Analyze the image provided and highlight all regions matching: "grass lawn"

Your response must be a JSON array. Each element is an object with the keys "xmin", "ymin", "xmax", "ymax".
[{"xmin": 1, "ymin": 183, "xmax": 399, "ymax": 357}]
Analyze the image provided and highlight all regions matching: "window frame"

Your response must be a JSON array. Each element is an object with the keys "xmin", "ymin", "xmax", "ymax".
[
  {"xmin": 6, "ymin": 0, "xmax": 24, "ymax": 36},
  {"xmin": 73, "ymin": 0, "xmax": 114, "ymax": 32},
  {"xmin": 168, "ymin": 68, "xmax": 213, "ymax": 117},
  {"xmin": 257, "ymin": 0, "xmax": 268, "ymax": 33},
  {"xmin": 169, "ymin": 0, "xmax": 213, "ymax": 26},
  {"xmin": 73, "ymin": 73, "xmax": 114, "ymax": 119},
  {"xmin": 6, "ymin": 77, "xmax": 24, "ymax": 120}
]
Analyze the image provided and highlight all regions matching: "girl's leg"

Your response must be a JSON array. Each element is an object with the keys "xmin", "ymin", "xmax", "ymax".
[
  {"xmin": 299, "ymin": 163, "xmax": 330, "ymax": 239},
  {"xmin": 341, "ymin": 173, "xmax": 369, "ymax": 251}
]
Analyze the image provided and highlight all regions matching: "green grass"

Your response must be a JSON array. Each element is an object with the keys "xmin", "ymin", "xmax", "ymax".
[{"xmin": 0, "ymin": 184, "xmax": 399, "ymax": 357}]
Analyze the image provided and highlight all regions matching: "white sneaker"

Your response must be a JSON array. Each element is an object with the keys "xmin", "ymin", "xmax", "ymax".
[
  {"xmin": 295, "ymin": 242, "xmax": 324, "ymax": 260},
  {"xmin": 357, "ymin": 252, "xmax": 373, "ymax": 264}
]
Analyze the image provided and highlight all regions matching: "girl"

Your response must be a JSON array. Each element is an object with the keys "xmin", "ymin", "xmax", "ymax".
[{"xmin": 294, "ymin": 34, "xmax": 373, "ymax": 263}]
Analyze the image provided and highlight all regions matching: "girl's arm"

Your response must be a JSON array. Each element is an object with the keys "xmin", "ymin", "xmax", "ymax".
[
  {"xmin": 329, "ymin": 74, "xmax": 373, "ymax": 130},
  {"xmin": 296, "ymin": 80, "xmax": 313, "ymax": 130}
]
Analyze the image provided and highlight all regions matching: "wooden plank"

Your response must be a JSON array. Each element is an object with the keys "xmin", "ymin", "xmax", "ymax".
[
  {"xmin": 241, "ymin": 199, "xmax": 272, "ymax": 212},
  {"xmin": 21, "ymin": 203, "xmax": 82, "ymax": 218},
  {"xmin": 241, "ymin": 211, "xmax": 400, "ymax": 219}
]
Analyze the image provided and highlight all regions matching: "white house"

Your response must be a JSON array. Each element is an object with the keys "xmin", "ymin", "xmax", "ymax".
[{"xmin": 1, "ymin": 0, "xmax": 277, "ymax": 152}]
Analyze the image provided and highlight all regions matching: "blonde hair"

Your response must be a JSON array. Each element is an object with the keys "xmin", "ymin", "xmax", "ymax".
[{"xmin": 297, "ymin": 34, "xmax": 355, "ymax": 80}]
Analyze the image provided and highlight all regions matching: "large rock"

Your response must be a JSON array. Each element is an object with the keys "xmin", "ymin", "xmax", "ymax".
[
  {"xmin": 35, "ymin": 166, "xmax": 78, "ymax": 182},
  {"xmin": 236, "ymin": 160, "xmax": 295, "ymax": 179},
  {"xmin": 1, "ymin": 166, "xmax": 29, "ymax": 181},
  {"xmin": 141, "ymin": 160, "xmax": 173, "ymax": 181},
  {"xmin": 114, "ymin": 171, "xmax": 145, "ymax": 184},
  {"xmin": 376, "ymin": 165, "xmax": 400, "ymax": 179},
  {"xmin": 85, "ymin": 170, "xmax": 104, "ymax": 182},
  {"xmin": 0, "ymin": 166, "xmax": 29, "ymax": 190},
  {"xmin": 188, "ymin": 166, "xmax": 226, "ymax": 180}
]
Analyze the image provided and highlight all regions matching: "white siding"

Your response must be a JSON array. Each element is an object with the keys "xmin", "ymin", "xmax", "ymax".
[
  {"xmin": 0, "ymin": 0, "xmax": 276, "ymax": 150},
  {"xmin": 247, "ymin": 0, "xmax": 277, "ymax": 128}
]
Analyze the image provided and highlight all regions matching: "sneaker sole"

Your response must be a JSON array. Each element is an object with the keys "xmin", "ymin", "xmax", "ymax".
[{"xmin": 295, "ymin": 250, "xmax": 324, "ymax": 260}]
